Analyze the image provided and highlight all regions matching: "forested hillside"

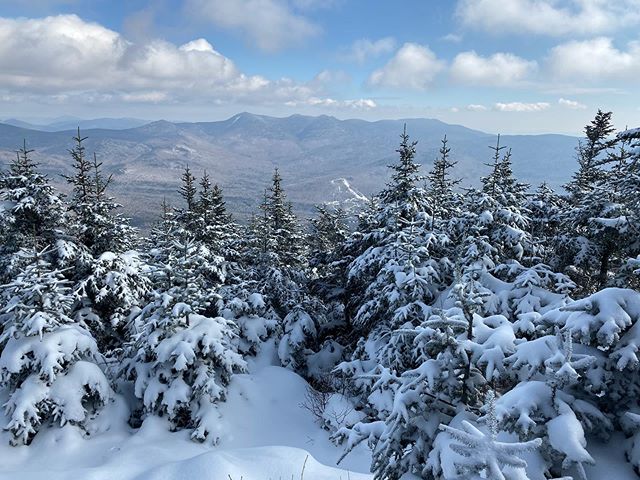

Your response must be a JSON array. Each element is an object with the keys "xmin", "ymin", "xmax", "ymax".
[
  {"xmin": 1, "ymin": 110, "xmax": 639, "ymax": 480},
  {"xmin": 0, "ymin": 114, "xmax": 578, "ymax": 226}
]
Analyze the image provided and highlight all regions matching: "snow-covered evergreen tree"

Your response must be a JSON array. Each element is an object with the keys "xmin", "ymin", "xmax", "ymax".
[
  {"xmin": 474, "ymin": 136, "xmax": 532, "ymax": 266},
  {"xmin": 308, "ymin": 203, "xmax": 349, "ymax": 297},
  {"xmin": 558, "ymin": 110, "xmax": 628, "ymax": 293},
  {"xmin": 345, "ymin": 127, "xmax": 450, "ymax": 333},
  {"xmin": 525, "ymin": 182, "xmax": 564, "ymax": 266},
  {"xmin": 75, "ymin": 251, "xmax": 151, "ymax": 354},
  {"xmin": 242, "ymin": 170, "xmax": 309, "ymax": 315},
  {"xmin": 195, "ymin": 171, "xmax": 237, "ymax": 259},
  {"xmin": 263, "ymin": 168, "xmax": 307, "ymax": 269},
  {"xmin": 427, "ymin": 135, "xmax": 462, "ymax": 227},
  {"xmin": 0, "ymin": 247, "xmax": 111, "ymax": 445},
  {"xmin": 0, "ymin": 141, "xmax": 65, "ymax": 254},
  {"xmin": 124, "ymin": 229, "xmax": 241, "ymax": 441},
  {"xmin": 124, "ymin": 296, "xmax": 245, "ymax": 442},
  {"xmin": 431, "ymin": 390, "xmax": 542, "ymax": 480},
  {"xmin": 64, "ymin": 130, "xmax": 134, "ymax": 256}
]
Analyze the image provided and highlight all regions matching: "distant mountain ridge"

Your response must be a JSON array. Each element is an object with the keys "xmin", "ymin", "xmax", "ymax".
[
  {"xmin": 0, "ymin": 113, "xmax": 579, "ymax": 227},
  {"xmin": 1, "ymin": 117, "xmax": 150, "ymax": 132}
]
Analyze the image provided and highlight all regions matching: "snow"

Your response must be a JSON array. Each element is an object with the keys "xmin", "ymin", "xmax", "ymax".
[
  {"xmin": 543, "ymin": 288, "xmax": 640, "ymax": 349},
  {"xmin": 330, "ymin": 178, "xmax": 368, "ymax": 202},
  {"xmin": 547, "ymin": 402, "xmax": 594, "ymax": 466},
  {"xmin": 0, "ymin": 325, "xmax": 98, "ymax": 381},
  {"xmin": 0, "ymin": 345, "xmax": 373, "ymax": 480},
  {"xmin": 135, "ymin": 446, "xmax": 368, "ymax": 480}
]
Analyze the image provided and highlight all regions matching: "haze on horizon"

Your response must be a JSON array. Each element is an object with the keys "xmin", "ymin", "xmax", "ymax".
[{"xmin": 0, "ymin": 0, "xmax": 639, "ymax": 135}]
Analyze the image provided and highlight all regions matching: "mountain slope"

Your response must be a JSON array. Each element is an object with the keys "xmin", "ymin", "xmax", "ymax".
[{"xmin": 0, "ymin": 114, "xmax": 579, "ymax": 226}]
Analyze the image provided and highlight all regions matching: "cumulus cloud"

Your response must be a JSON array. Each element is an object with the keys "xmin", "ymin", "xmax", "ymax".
[
  {"xmin": 0, "ymin": 14, "xmax": 366, "ymax": 111},
  {"xmin": 450, "ymin": 51, "xmax": 536, "ymax": 86},
  {"xmin": 456, "ymin": 0, "xmax": 640, "ymax": 36},
  {"xmin": 548, "ymin": 37, "xmax": 640, "ymax": 81},
  {"xmin": 0, "ymin": 15, "xmax": 245, "ymax": 92},
  {"xmin": 493, "ymin": 101, "xmax": 550, "ymax": 112},
  {"xmin": 368, "ymin": 43, "xmax": 444, "ymax": 90},
  {"xmin": 0, "ymin": 14, "xmax": 126, "ymax": 90},
  {"xmin": 558, "ymin": 98, "xmax": 586, "ymax": 109},
  {"xmin": 466, "ymin": 104, "xmax": 488, "ymax": 111},
  {"xmin": 343, "ymin": 37, "xmax": 396, "ymax": 64},
  {"xmin": 186, "ymin": 0, "xmax": 320, "ymax": 52}
]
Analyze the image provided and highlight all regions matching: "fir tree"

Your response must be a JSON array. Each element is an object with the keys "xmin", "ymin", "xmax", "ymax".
[
  {"xmin": 196, "ymin": 171, "xmax": 237, "ymax": 258},
  {"xmin": 308, "ymin": 203, "xmax": 349, "ymax": 298},
  {"xmin": 379, "ymin": 125, "xmax": 428, "ymax": 221},
  {"xmin": 179, "ymin": 165, "xmax": 197, "ymax": 212},
  {"xmin": 123, "ymin": 232, "xmax": 242, "ymax": 441},
  {"xmin": 64, "ymin": 129, "xmax": 134, "ymax": 255},
  {"xmin": 263, "ymin": 168, "xmax": 306, "ymax": 269},
  {"xmin": 0, "ymin": 141, "xmax": 66, "ymax": 273},
  {"xmin": 427, "ymin": 135, "xmax": 461, "ymax": 226},
  {"xmin": 345, "ymin": 127, "xmax": 449, "ymax": 332},
  {"xmin": 525, "ymin": 182, "xmax": 563, "ymax": 265},
  {"xmin": 174, "ymin": 165, "xmax": 199, "ymax": 234},
  {"xmin": 559, "ymin": 110, "xmax": 625, "ymax": 292},
  {"xmin": 436, "ymin": 391, "xmax": 542, "ymax": 480},
  {"xmin": 0, "ymin": 247, "xmax": 111, "ymax": 444}
]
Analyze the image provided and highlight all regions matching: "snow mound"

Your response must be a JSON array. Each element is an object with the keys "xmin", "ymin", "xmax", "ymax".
[
  {"xmin": 134, "ymin": 446, "xmax": 371, "ymax": 480},
  {"xmin": 0, "ymin": 363, "xmax": 373, "ymax": 480}
]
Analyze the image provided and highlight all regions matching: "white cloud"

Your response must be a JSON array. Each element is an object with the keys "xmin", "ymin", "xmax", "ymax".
[
  {"xmin": 343, "ymin": 37, "xmax": 396, "ymax": 64},
  {"xmin": 548, "ymin": 37, "xmax": 640, "ymax": 81},
  {"xmin": 494, "ymin": 102, "xmax": 550, "ymax": 112},
  {"xmin": 120, "ymin": 91, "xmax": 170, "ymax": 103},
  {"xmin": 286, "ymin": 97, "xmax": 377, "ymax": 109},
  {"xmin": 441, "ymin": 33, "xmax": 463, "ymax": 43},
  {"xmin": 558, "ymin": 98, "xmax": 586, "ymax": 109},
  {"xmin": 456, "ymin": 0, "xmax": 640, "ymax": 36},
  {"xmin": 0, "ymin": 14, "xmax": 126, "ymax": 90},
  {"xmin": 368, "ymin": 43, "xmax": 444, "ymax": 90},
  {"xmin": 186, "ymin": 0, "xmax": 320, "ymax": 52},
  {"xmin": 450, "ymin": 51, "xmax": 536, "ymax": 86},
  {"xmin": 466, "ymin": 104, "xmax": 488, "ymax": 111},
  {"xmin": 0, "ymin": 14, "xmax": 366, "ymax": 111},
  {"xmin": 0, "ymin": 15, "xmax": 244, "ymax": 92}
]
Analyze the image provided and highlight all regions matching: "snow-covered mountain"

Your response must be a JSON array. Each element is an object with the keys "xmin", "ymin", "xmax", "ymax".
[{"xmin": 0, "ymin": 113, "xmax": 578, "ymax": 226}]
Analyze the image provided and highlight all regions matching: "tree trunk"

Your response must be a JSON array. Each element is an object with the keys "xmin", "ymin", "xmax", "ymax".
[{"xmin": 598, "ymin": 245, "xmax": 611, "ymax": 289}]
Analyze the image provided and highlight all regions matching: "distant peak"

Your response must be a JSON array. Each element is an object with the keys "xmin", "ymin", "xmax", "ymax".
[
  {"xmin": 143, "ymin": 120, "xmax": 176, "ymax": 129},
  {"xmin": 231, "ymin": 112, "xmax": 259, "ymax": 119}
]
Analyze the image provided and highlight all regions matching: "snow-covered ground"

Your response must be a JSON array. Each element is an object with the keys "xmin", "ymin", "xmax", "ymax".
[
  {"xmin": 0, "ymin": 342, "xmax": 636, "ymax": 480},
  {"xmin": 0, "ymin": 342, "xmax": 373, "ymax": 480}
]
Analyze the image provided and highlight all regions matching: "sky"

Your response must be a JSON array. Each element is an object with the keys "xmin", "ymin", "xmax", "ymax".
[{"xmin": 0, "ymin": 0, "xmax": 638, "ymax": 134}]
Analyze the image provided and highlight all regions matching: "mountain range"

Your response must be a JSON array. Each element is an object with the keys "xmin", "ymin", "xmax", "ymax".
[{"xmin": 0, "ymin": 113, "xmax": 579, "ymax": 227}]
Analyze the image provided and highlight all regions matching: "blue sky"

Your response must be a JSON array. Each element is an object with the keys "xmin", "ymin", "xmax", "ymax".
[{"xmin": 0, "ymin": 0, "xmax": 638, "ymax": 134}]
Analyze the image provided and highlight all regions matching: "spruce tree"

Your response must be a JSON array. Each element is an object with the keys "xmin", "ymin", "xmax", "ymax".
[
  {"xmin": 345, "ymin": 127, "xmax": 450, "ymax": 333},
  {"xmin": 175, "ymin": 165, "xmax": 199, "ymax": 233},
  {"xmin": 179, "ymin": 165, "xmax": 197, "ymax": 212},
  {"xmin": 64, "ymin": 129, "xmax": 134, "ymax": 255},
  {"xmin": 308, "ymin": 203, "xmax": 349, "ymax": 297},
  {"xmin": 264, "ymin": 168, "xmax": 306, "ymax": 269},
  {"xmin": 559, "ymin": 110, "xmax": 625, "ymax": 292},
  {"xmin": 196, "ymin": 171, "xmax": 237, "ymax": 258},
  {"xmin": 0, "ymin": 246, "xmax": 111, "ymax": 444},
  {"xmin": 525, "ymin": 182, "xmax": 563, "ymax": 265},
  {"xmin": 379, "ymin": 125, "xmax": 429, "ymax": 221},
  {"xmin": 427, "ymin": 135, "xmax": 461, "ymax": 226},
  {"xmin": 0, "ymin": 141, "xmax": 66, "ymax": 276},
  {"xmin": 124, "ymin": 228, "xmax": 242, "ymax": 441}
]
